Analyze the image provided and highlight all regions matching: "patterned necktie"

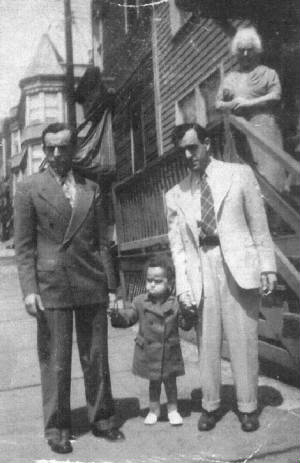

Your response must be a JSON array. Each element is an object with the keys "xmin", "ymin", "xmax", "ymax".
[{"xmin": 199, "ymin": 173, "xmax": 217, "ymax": 239}]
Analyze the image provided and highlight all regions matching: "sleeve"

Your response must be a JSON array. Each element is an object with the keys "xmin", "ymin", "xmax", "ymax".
[
  {"xmin": 95, "ymin": 186, "xmax": 117, "ymax": 291},
  {"xmin": 242, "ymin": 166, "xmax": 277, "ymax": 273},
  {"xmin": 267, "ymin": 69, "xmax": 282, "ymax": 99},
  {"xmin": 165, "ymin": 189, "xmax": 192, "ymax": 296},
  {"xmin": 14, "ymin": 181, "xmax": 38, "ymax": 297}
]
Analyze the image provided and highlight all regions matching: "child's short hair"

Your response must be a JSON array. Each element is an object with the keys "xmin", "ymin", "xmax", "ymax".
[{"xmin": 145, "ymin": 255, "xmax": 175, "ymax": 282}]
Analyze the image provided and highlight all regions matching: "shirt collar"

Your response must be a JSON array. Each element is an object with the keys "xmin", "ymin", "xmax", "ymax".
[
  {"xmin": 190, "ymin": 156, "xmax": 213, "ymax": 189},
  {"xmin": 48, "ymin": 166, "xmax": 73, "ymax": 185}
]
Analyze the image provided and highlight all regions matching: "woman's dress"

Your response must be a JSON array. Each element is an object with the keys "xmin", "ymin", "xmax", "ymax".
[{"xmin": 220, "ymin": 65, "xmax": 287, "ymax": 191}]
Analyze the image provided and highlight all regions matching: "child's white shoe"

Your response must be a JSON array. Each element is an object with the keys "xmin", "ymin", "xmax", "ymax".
[
  {"xmin": 144, "ymin": 411, "xmax": 159, "ymax": 425},
  {"xmin": 168, "ymin": 410, "xmax": 183, "ymax": 426}
]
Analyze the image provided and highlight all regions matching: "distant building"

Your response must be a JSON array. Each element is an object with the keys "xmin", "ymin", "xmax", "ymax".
[{"xmin": 2, "ymin": 33, "xmax": 88, "ymax": 197}]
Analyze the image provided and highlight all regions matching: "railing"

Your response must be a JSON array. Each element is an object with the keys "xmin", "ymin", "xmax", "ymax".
[
  {"xmin": 112, "ymin": 147, "xmax": 187, "ymax": 251},
  {"xmin": 227, "ymin": 115, "xmax": 300, "ymax": 300},
  {"xmin": 113, "ymin": 116, "xmax": 300, "ymax": 293},
  {"xmin": 113, "ymin": 115, "xmax": 300, "ymax": 370}
]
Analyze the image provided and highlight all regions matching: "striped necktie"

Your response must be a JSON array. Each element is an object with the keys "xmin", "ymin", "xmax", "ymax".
[{"xmin": 199, "ymin": 173, "xmax": 217, "ymax": 239}]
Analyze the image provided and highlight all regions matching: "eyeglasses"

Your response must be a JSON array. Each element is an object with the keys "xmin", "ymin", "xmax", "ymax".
[{"xmin": 45, "ymin": 145, "xmax": 71, "ymax": 154}]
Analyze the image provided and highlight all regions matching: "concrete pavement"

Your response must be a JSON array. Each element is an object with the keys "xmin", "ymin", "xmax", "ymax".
[{"xmin": 0, "ymin": 252, "xmax": 299, "ymax": 463}]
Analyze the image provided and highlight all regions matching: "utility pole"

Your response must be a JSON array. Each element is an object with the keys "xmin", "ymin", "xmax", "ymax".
[{"xmin": 64, "ymin": 0, "xmax": 76, "ymax": 129}]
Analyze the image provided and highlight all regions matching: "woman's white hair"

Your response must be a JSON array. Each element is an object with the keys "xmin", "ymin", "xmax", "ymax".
[{"xmin": 231, "ymin": 26, "xmax": 263, "ymax": 56}]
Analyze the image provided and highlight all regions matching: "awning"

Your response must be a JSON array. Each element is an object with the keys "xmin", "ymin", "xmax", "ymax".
[
  {"xmin": 72, "ymin": 108, "xmax": 116, "ymax": 179},
  {"xmin": 10, "ymin": 147, "xmax": 27, "ymax": 171}
]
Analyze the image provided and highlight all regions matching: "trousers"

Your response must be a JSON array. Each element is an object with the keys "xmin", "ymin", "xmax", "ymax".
[
  {"xmin": 199, "ymin": 245, "xmax": 260, "ymax": 413},
  {"xmin": 36, "ymin": 304, "xmax": 115, "ymax": 438}
]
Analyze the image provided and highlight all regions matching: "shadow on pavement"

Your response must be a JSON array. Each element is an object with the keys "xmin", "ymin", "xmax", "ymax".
[
  {"xmin": 71, "ymin": 397, "xmax": 141, "ymax": 436},
  {"xmin": 190, "ymin": 384, "xmax": 283, "ymax": 417},
  {"xmin": 70, "ymin": 385, "xmax": 283, "ymax": 435}
]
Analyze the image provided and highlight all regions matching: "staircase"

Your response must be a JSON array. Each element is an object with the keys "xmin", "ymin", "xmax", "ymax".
[{"xmin": 226, "ymin": 115, "xmax": 300, "ymax": 372}]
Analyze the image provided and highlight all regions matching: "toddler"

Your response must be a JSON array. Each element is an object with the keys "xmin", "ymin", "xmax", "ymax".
[{"xmin": 109, "ymin": 256, "xmax": 193, "ymax": 426}]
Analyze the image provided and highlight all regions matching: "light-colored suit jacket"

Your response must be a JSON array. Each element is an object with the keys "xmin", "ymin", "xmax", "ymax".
[{"xmin": 165, "ymin": 158, "xmax": 276, "ymax": 306}]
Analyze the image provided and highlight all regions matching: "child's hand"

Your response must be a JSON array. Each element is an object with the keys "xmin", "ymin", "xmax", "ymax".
[{"xmin": 107, "ymin": 304, "xmax": 119, "ymax": 317}]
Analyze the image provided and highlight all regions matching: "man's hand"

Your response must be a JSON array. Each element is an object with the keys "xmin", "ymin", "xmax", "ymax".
[
  {"xmin": 24, "ymin": 293, "xmax": 45, "ymax": 317},
  {"xmin": 178, "ymin": 291, "xmax": 195, "ymax": 309},
  {"xmin": 260, "ymin": 272, "xmax": 277, "ymax": 296}
]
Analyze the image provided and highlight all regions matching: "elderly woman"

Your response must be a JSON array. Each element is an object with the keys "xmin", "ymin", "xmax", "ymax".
[{"xmin": 216, "ymin": 26, "xmax": 287, "ymax": 192}]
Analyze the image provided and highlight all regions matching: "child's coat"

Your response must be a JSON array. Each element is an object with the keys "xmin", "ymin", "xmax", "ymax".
[{"xmin": 112, "ymin": 293, "xmax": 188, "ymax": 380}]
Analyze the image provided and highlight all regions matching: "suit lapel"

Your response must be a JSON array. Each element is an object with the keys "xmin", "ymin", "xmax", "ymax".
[
  {"xmin": 38, "ymin": 169, "xmax": 71, "ymax": 225},
  {"xmin": 62, "ymin": 178, "xmax": 95, "ymax": 246},
  {"xmin": 208, "ymin": 159, "xmax": 233, "ymax": 216},
  {"xmin": 176, "ymin": 174, "xmax": 200, "ymax": 247}
]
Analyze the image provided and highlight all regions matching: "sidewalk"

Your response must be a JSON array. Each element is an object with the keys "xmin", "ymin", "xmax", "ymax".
[{"xmin": 0, "ymin": 260, "xmax": 299, "ymax": 462}]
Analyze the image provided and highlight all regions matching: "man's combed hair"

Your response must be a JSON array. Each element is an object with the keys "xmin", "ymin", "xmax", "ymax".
[
  {"xmin": 145, "ymin": 255, "xmax": 175, "ymax": 282},
  {"xmin": 172, "ymin": 123, "xmax": 209, "ymax": 146},
  {"xmin": 42, "ymin": 122, "xmax": 77, "ymax": 147}
]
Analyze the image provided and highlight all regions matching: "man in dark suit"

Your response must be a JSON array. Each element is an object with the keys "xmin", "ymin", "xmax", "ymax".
[{"xmin": 14, "ymin": 123, "xmax": 124, "ymax": 454}]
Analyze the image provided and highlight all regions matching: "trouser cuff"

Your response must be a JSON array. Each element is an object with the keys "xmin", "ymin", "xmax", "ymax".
[
  {"xmin": 237, "ymin": 400, "xmax": 257, "ymax": 413},
  {"xmin": 201, "ymin": 398, "xmax": 220, "ymax": 412}
]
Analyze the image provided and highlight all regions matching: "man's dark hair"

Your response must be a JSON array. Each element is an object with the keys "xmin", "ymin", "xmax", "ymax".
[
  {"xmin": 145, "ymin": 255, "xmax": 175, "ymax": 282},
  {"xmin": 172, "ymin": 123, "xmax": 209, "ymax": 146},
  {"xmin": 42, "ymin": 123, "xmax": 77, "ymax": 147}
]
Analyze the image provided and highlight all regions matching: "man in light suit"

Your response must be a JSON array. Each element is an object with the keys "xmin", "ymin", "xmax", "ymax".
[
  {"xmin": 14, "ymin": 123, "xmax": 124, "ymax": 454},
  {"xmin": 166, "ymin": 123, "xmax": 277, "ymax": 432}
]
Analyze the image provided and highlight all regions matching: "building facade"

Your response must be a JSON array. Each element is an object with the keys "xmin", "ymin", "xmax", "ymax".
[{"xmin": 2, "ymin": 34, "xmax": 87, "ymax": 198}]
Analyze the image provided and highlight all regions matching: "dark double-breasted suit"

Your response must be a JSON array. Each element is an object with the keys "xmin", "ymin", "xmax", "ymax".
[{"xmin": 14, "ymin": 168, "xmax": 117, "ymax": 437}]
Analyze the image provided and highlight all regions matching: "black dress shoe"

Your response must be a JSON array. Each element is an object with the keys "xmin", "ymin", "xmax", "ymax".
[
  {"xmin": 240, "ymin": 411, "xmax": 260, "ymax": 432},
  {"xmin": 197, "ymin": 409, "xmax": 219, "ymax": 431},
  {"xmin": 92, "ymin": 427, "xmax": 125, "ymax": 441},
  {"xmin": 48, "ymin": 437, "xmax": 73, "ymax": 454}
]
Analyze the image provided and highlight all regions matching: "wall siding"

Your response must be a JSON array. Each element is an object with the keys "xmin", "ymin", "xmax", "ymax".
[{"xmin": 155, "ymin": 5, "xmax": 244, "ymax": 153}]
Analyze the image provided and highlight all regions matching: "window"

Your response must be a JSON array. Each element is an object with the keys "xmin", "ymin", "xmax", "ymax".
[
  {"xmin": 45, "ymin": 93, "xmax": 61, "ymax": 122},
  {"xmin": 124, "ymin": 0, "xmax": 140, "ymax": 34},
  {"xmin": 199, "ymin": 69, "xmax": 221, "ymax": 125},
  {"xmin": 175, "ymin": 68, "xmax": 222, "ymax": 128},
  {"xmin": 169, "ymin": 0, "xmax": 192, "ymax": 36},
  {"xmin": 27, "ymin": 93, "xmax": 43, "ymax": 125},
  {"xmin": 11, "ymin": 130, "xmax": 20, "ymax": 156},
  {"xmin": 130, "ymin": 101, "xmax": 146, "ymax": 172},
  {"xmin": 176, "ymin": 88, "xmax": 207, "ymax": 127},
  {"xmin": 31, "ymin": 144, "xmax": 44, "ymax": 174},
  {"xmin": 93, "ymin": 16, "xmax": 104, "ymax": 70}
]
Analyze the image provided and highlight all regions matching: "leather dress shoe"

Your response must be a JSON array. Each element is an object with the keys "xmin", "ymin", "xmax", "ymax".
[
  {"xmin": 240, "ymin": 411, "xmax": 260, "ymax": 432},
  {"xmin": 197, "ymin": 409, "xmax": 219, "ymax": 431},
  {"xmin": 92, "ymin": 427, "xmax": 125, "ymax": 441},
  {"xmin": 48, "ymin": 436, "xmax": 73, "ymax": 454}
]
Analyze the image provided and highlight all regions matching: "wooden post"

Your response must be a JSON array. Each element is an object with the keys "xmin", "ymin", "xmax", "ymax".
[{"xmin": 64, "ymin": 0, "xmax": 76, "ymax": 129}]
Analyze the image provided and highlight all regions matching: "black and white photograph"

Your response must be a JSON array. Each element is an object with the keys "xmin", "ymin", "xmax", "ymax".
[{"xmin": 0, "ymin": 1, "xmax": 299, "ymax": 461}]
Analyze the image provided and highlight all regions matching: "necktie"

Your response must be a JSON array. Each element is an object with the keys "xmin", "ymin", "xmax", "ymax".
[{"xmin": 199, "ymin": 174, "xmax": 217, "ymax": 239}]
